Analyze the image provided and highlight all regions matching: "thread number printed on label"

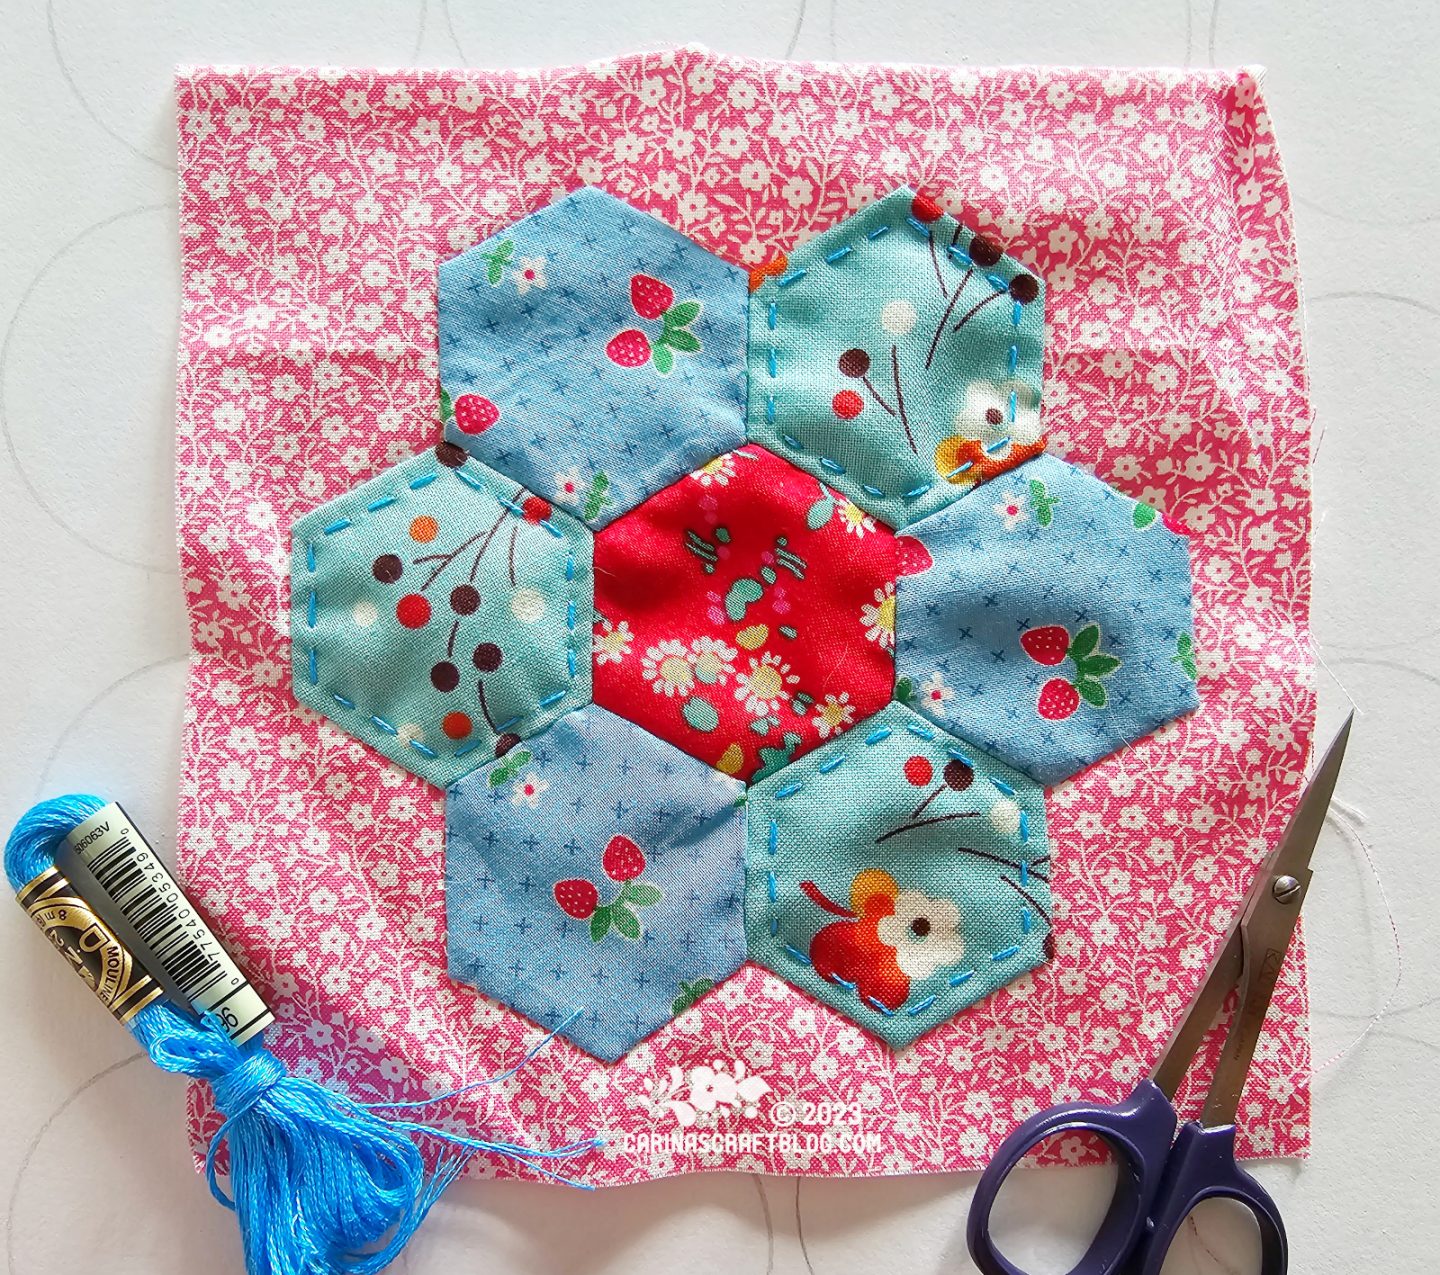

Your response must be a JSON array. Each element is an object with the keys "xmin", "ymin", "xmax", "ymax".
[{"xmin": 66, "ymin": 803, "xmax": 274, "ymax": 1045}]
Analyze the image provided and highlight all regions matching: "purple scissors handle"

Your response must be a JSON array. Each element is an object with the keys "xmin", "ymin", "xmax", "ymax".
[
  {"xmin": 968, "ymin": 715, "xmax": 1350, "ymax": 1275},
  {"xmin": 966, "ymin": 1084, "xmax": 1287, "ymax": 1275},
  {"xmin": 965, "ymin": 1079, "xmax": 1177, "ymax": 1275},
  {"xmin": 1126, "ymin": 1120, "xmax": 1286, "ymax": 1275}
]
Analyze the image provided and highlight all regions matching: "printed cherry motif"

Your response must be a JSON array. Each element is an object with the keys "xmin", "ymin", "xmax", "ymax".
[
  {"xmin": 892, "ymin": 755, "xmax": 980, "ymax": 823},
  {"xmin": 903, "ymin": 755, "xmax": 933, "ymax": 786},
  {"xmin": 396, "ymin": 594, "xmax": 431, "ymax": 628},
  {"xmin": 452, "ymin": 393, "xmax": 500, "ymax": 435},
  {"xmin": 910, "ymin": 191, "xmax": 945, "ymax": 223}
]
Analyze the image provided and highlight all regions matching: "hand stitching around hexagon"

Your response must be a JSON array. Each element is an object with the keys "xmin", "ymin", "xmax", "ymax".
[
  {"xmin": 745, "ymin": 701, "xmax": 1052, "ymax": 1049},
  {"xmin": 438, "ymin": 186, "xmax": 748, "ymax": 530},
  {"xmin": 289, "ymin": 443, "xmax": 592, "ymax": 789},
  {"xmin": 445, "ymin": 705, "xmax": 747, "ymax": 1062},
  {"xmin": 747, "ymin": 186, "xmax": 1046, "ymax": 530},
  {"xmin": 896, "ymin": 453, "xmax": 1200, "ymax": 786}
]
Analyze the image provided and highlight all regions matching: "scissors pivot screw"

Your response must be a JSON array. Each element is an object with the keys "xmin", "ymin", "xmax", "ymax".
[{"xmin": 1271, "ymin": 874, "xmax": 1302, "ymax": 904}]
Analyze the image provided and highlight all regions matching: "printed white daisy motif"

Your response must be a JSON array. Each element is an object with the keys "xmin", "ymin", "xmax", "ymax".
[
  {"xmin": 511, "ymin": 773, "xmax": 550, "ymax": 808},
  {"xmin": 642, "ymin": 639, "xmax": 696, "ymax": 696},
  {"xmin": 838, "ymin": 500, "xmax": 876, "ymax": 537},
  {"xmin": 514, "ymin": 255, "xmax": 547, "ymax": 294},
  {"xmin": 813, "ymin": 692, "xmax": 856, "ymax": 738},
  {"xmin": 690, "ymin": 453, "xmax": 737, "ymax": 486},
  {"xmin": 554, "ymin": 468, "xmax": 583, "ymax": 502},
  {"xmin": 953, "ymin": 378, "xmax": 1043, "ymax": 448},
  {"xmin": 689, "ymin": 635, "xmax": 738, "ymax": 685},
  {"xmin": 593, "ymin": 617, "xmax": 634, "ymax": 665},
  {"xmin": 875, "ymin": 890, "xmax": 965, "ymax": 978},
  {"xmin": 860, "ymin": 582, "xmax": 897, "ymax": 650},
  {"xmin": 734, "ymin": 652, "xmax": 798, "ymax": 717},
  {"xmin": 993, "ymin": 490, "xmax": 1028, "ymax": 530},
  {"xmin": 920, "ymin": 671, "xmax": 954, "ymax": 707}
]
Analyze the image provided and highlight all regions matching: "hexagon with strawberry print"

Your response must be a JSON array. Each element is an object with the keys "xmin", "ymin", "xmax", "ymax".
[
  {"xmin": 445, "ymin": 705, "xmax": 747, "ymax": 1062},
  {"xmin": 289, "ymin": 444, "xmax": 592, "ymax": 789},
  {"xmin": 438, "ymin": 186, "xmax": 748, "ymax": 531},
  {"xmin": 745, "ymin": 701, "xmax": 1052, "ymax": 1048},
  {"xmin": 895, "ymin": 453, "xmax": 1200, "ymax": 787},
  {"xmin": 747, "ymin": 186, "xmax": 1046, "ymax": 531},
  {"xmin": 593, "ymin": 444, "xmax": 931, "ymax": 784}
]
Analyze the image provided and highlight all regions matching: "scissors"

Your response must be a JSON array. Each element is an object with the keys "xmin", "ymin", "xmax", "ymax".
[{"xmin": 966, "ymin": 713, "xmax": 1352, "ymax": 1275}]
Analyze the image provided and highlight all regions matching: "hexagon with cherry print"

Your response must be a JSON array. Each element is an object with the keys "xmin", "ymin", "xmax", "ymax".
[
  {"xmin": 439, "ymin": 185, "xmax": 748, "ymax": 530},
  {"xmin": 289, "ymin": 443, "xmax": 592, "ymax": 790},
  {"xmin": 747, "ymin": 186, "xmax": 1046, "ymax": 531},
  {"xmin": 445, "ymin": 705, "xmax": 747, "ymax": 1062},
  {"xmin": 592, "ymin": 444, "xmax": 938, "ymax": 783},
  {"xmin": 895, "ymin": 454, "xmax": 1200, "ymax": 787},
  {"xmin": 744, "ymin": 702, "xmax": 1053, "ymax": 1049}
]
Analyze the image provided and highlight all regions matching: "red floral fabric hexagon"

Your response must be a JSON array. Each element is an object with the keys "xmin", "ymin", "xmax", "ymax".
[{"xmin": 593, "ymin": 446, "xmax": 898, "ymax": 782}]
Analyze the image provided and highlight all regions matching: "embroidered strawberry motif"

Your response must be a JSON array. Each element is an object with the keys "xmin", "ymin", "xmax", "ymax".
[
  {"xmin": 452, "ymin": 393, "xmax": 500, "ymax": 435},
  {"xmin": 1037, "ymin": 678, "xmax": 1081, "ymax": 721},
  {"xmin": 553, "ymin": 878, "xmax": 600, "ymax": 919},
  {"xmin": 606, "ymin": 274, "xmax": 703, "ymax": 376},
  {"xmin": 630, "ymin": 273, "xmax": 675, "ymax": 320},
  {"xmin": 602, "ymin": 833, "xmax": 646, "ymax": 882},
  {"xmin": 1023, "ymin": 622, "xmax": 1122, "ymax": 718},
  {"xmin": 1019, "ymin": 625, "xmax": 1070, "ymax": 667}
]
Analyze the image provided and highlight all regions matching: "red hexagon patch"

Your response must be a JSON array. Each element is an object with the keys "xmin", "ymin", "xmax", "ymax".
[{"xmin": 593, "ymin": 446, "xmax": 899, "ymax": 781}]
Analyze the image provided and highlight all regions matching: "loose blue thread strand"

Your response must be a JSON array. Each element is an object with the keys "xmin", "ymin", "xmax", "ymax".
[{"xmin": 4, "ymin": 796, "xmax": 599, "ymax": 1275}]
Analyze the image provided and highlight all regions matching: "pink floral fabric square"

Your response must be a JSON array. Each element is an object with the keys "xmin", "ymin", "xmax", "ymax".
[{"xmin": 175, "ymin": 49, "xmax": 1313, "ymax": 1180}]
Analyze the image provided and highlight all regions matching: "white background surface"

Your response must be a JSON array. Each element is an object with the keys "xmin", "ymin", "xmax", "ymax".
[{"xmin": 1, "ymin": 2, "xmax": 1435, "ymax": 1272}]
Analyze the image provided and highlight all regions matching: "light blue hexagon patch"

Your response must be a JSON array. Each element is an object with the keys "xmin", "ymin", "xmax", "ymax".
[
  {"xmin": 895, "ymin": 453, "xmax": 1200, "ymax": 786},
  {"xmin": 747, "ymin": 186, "xmax": 1046, "ymax": 530},
  {"xmin": 445, "ymin": 706, "xmax": 747, "ymax": 1062},
  {"xmin": 439, "ymin": 186, "xmax": 748, "ymax": 529},
  {"xmin": 290, "ymin": 445, "xmax": 592, "ymax": 789},
  {"xmin": 744, "ymin": 702, "xmax": 1051, "ymax": 1049}
]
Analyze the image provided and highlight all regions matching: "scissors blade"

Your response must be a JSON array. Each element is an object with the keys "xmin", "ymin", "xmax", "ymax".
[{"xmin": 1198, "ymin": 712, "xmax": 1353, "ymax": 1127}]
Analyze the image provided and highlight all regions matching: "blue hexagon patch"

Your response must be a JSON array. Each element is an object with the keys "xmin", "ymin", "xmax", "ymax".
[
  {"xmin": 439, "ymin": 186, "xmax": 748, "ymax": 529},
  {"xmin": 289, "ymin": 445, "xmax": 592, "ymax": 788},
  {"xmin": 744, "ymin": 702, "xmax": 1052, "ymax": 1049},
  {"xmin": 445, "ymin": 706, "xmax": 747, "ymax": 1062},
  {"xmin": 896, "ymin": 454, "xmax": 1200, "ymax": 785},
  {"xmin": 747, "ymin": 186, "xmax": 1046, "ymax": 529}
]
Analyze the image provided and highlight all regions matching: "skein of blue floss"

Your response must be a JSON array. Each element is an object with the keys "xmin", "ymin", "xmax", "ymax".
[{"xmin": 6, "ymin": 794, "xmax": 601, "ymax": 1275}]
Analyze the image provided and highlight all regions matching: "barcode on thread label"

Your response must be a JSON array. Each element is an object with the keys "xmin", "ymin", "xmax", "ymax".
[{"xmin": 66, "ymin": 803, "xmax": 273, "ymax": 1046}]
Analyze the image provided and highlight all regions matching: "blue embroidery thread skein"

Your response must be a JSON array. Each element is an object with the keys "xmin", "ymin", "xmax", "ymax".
[{"xmin": 6, "ymin": 793, "xmax": 598, "ymax": 1275}]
